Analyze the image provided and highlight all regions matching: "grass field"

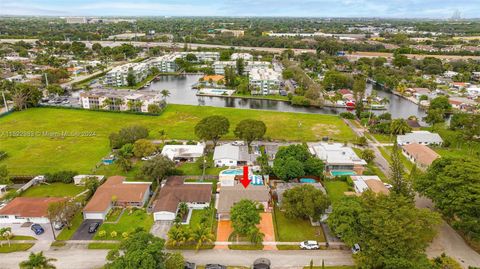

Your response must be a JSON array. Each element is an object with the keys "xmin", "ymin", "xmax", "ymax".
[
  {"xmin": 273, "ymin": 208, "xmax": 325, "ymax": 242},
  {"xmin": 94, "ymin": 209, "xmax": 153, "ymax": 240},
  {"xmin": 0, "ymin": 243, "xmax": 34, "ymax": 253},
  {"xmin": 177, "ymin": 162, "xmax": 225, "ymax": 176},
  {"xmin": 0, "ymin": 105, "xmax": 355, "ymax": 174},
  {"xmin": 20, "ymin": 183, "xmax": 85, "ymax": 198},
  {"xmin": 56, "ymin": 212, "xmax": 83, "ymax": 240},
  {"xmin": 324, "ymin": 181, "xmax": 350, "ymax": 204},
  {"xmin": 87, "ymin": 242, "xmax": 120, "ymax": 249}
]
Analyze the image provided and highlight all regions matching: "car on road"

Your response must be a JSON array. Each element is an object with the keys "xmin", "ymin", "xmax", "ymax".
[
  {"xmin": 352, "ymin": 243, "xmax": 361, "ymax": 254},
  {"xmin": 88, "ymin": 222, "xmax": 100, "ymax": 233},
  {"xmin": 184, "ymin": 261, "xmax": 196, "ymax": 269},
  {"xmin": 30, "ymin": 224, "xmax": 45, "ymax": 235},
  {"xmin": 252, "ymin": 258, "xmax": 271, "ymax": 269},
  {"xmin": 300, "ymin": 240, "xmax": 320, "ymax": 250},
  {"xmin": 205, "ymin": 264, "xmax": 226, "ymax": 269}
]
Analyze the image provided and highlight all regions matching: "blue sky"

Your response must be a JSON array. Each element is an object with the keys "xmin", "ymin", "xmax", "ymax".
[{"xmin": 1, "ymin": 0, "xmax": 479, "ymax": 18}]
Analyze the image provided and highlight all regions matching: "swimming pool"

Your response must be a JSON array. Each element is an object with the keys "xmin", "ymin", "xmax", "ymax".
[
  {"xmin": 219, "ymin": 169, "xmax": 264, "ymax": 185},
  {"xmin": 220, "ymin": 169, "xmax": 243, "ymax": 175},
  {"xmin": 330, "ymin": 170, "xmax": 356, "ymax": 177},
  {"xmin": 299, "ymin": 178, "xmax": 316, "ymax": 183}
]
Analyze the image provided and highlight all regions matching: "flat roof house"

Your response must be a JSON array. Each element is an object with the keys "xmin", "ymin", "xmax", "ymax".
[
  {"xmin": 83, "ymin": 176, "xmax": 151, "ymax": 220},
  {"xmin": 213, "ymin": 143, "xmax": 255, "ymax": 167},
  {"xmin": 351, "ymin": 176, "xmax": 389, "ymax": 195},
  {"xmin": 151, "ymin": 177, "xmax": 212, "ymax": 221},
  {"xmin": 309, "ymin": 142, "xmax": 367, "ymax": 175},
  {"xmin": 0, "ymin": 197, "xmax": 66, "ymax": 224},
  {"xmin": 397, "ymin": 131, "xmax": 443, "ymax": 146},
  {"xmin": 402, "ymin": 143, "xmax": 440, "ymax": 170},
  {"xmin": 217, "ymin": 183, "xmax": 270, "ymax": 220},
  {"xmin": 161, "ymin": 143, "xmax": 205, "ymax": 162}
]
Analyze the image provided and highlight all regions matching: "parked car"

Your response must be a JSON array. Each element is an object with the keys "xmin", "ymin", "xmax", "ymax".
[
  {"xmin": 53, "ymin": 221, "xmax": 65, "ymax": 230},
  {"xmin": 184, "ymin": 262, "xmax": 196, "ymax": 269},
  {"xmin": 384, "ymin": 183, "xmax": 393, "ymax": 189},
  {"xmin": 88, "ymin": 222, "xmax": 100, "ymax": 233},
  {"xmin": 300, "ymin": 240, "xmax": 320, "ymax": 250},
  {"xmin": 205, "ymin": 264, "xmax": 226, "ymax": 269},
  {"xmin": 30, "ymin": 224, "xmax": 45, "ymax": 235},
  {"xmin": 351, "ymin": 243, "xmax": 361, "ymax": 254},
  {"xmin": 252, "ymin": 258, "xmax": 271, "ymax": 269},
  {"xmin": 231, "ymin": 141, "xmax": 244, "ymax": 146}
]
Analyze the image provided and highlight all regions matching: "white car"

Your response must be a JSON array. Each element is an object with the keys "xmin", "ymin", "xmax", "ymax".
[
  {"xmin": 351, "ymin": 243, "xmax": 361, "ymax": 254},
  {"xmin": 383, "ymin": 183, "xmax": 393, "ymax": 189},
  {"xmin": 231, "ymin": 141, "xmax": 245, "ymax": 146},
  {"xmin": 300, "ymin": 240, "xmax": 320, "ymax": 250}
]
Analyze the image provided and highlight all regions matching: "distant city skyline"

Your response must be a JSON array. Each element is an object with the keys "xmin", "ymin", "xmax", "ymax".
[{"xmin": 1, "ymin": 0, "xmax": 479, "ymax": 19}]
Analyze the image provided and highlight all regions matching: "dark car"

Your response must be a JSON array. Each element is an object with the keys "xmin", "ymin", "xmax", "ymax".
[
  {"xmin": 253, "ymin": 258, "xmax": 271, "ymax": 269},
  {"xmin": 184, "ymin": 261, "xmax": 196, "ymax": 269},
  {"xmin": 88, "ymin": 222, "xmax": 100, "ymax": 233},
  {"xmin": 205, "ymin": 264, "xmax": 226, "ymax": 269},
  {"xmin": 30, "ymin": 224, "xmax": 45, "ymax": 235}
]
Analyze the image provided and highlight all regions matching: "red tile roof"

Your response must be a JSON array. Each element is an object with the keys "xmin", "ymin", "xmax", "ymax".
[
  {"xmin": 83, "ymin": 176, "xmax": 151, "ymax": 213},
  {"xmin": 0, "ymin": 197, "xmax": 66, "ymax": 218}
]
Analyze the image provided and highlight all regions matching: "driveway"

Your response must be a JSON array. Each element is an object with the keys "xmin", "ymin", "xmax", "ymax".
[
  {"xmin": 71, "ymin": 220, "xmax": 102, "ymax": 240},
  {"xmin": 259, "ymin": 213, "xmax": 275, "ymax": 250},
  {"xmin": 150, "ymin": 221, "xmax": 172, "ymax": 240},
  {"xmin": 0, "ymin": 223, "xmax": 55, "ymax": 241}
]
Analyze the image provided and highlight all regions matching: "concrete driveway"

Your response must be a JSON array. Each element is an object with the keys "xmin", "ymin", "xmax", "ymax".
[
  {"xmin": 71, "ymin": 220, "xmax": 102, "ymax": 240},
  {"xmin": 0, "ymin": 223, "xmax": 55, "ymax": 241},
  {"xmin": 150, "ymin": 221, "xmax": 172, "ymax": 240}
]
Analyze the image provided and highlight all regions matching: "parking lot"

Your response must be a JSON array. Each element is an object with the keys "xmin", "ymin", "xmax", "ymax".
[
  {"xmin": 0, "ymin": 223, "xmax": 56, "ymax": 241},
  {"xmin": 71, "ymin": 220, "xmax": 103, "ymax": 240}
]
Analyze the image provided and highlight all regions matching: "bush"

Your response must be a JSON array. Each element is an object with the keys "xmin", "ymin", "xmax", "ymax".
[
  {"xmin": 290, "ymin": 96, "xmax": 311, "ymax": 106},
  {"xmin": 45, "ymin": 170, "xmax": 77, "ymax": 184},
  {"xmin": 339, "ymin": 112, "xmax": 355, "ymax": 119},
  {"xmin": 122, "ymin": 232, "xmax": 129, "ymax": 239},
  {"xmin": 110, "ymin": 231, "xmax": 117, "ymax": 238},
  {"xmin": 98, "ymin": 230, "xmax": 106, "ymax": 238}
]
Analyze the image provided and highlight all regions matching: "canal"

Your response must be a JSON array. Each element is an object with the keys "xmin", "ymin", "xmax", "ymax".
[{"xmin": 142, "ymin": 74, "xmax": 426, "ymax": 120}]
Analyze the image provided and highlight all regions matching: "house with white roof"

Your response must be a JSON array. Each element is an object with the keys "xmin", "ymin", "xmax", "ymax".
[
  {"xmin": 397, "ymin": 131, "xmax": 443, "ymax": 146},
  {"xmin": 309, "ymin": 142, "xmax": 367, "ymax": 175},
  {"xmin": 161, "ymin": 143, "xmax": 205, "ymax": 162},
  {"xmin": 213, "ymin": 144, "xmax": 255, "ymax": 167},
  {"xmin": 351, "ymin": 175, "xmax": 389, "ymax": 195}
]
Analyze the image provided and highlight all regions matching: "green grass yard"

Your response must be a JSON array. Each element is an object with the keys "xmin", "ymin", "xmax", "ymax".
[
  {"xmin": 273, "ymin": 207, "xmax": 325, "ymax": 242},
  {"xmin": 94, "ymin": 209, "xmax": 153, "ymax": 240},
  {"xmin": 87, "ymin": 242, "xmax": 120, "ymax": 249},
  {"xmin": 0, "ymin": 243, "xmax": 34, "ymax": 253},
  {"xmin": 324, "ymin": 180, "xmax": 351, "ymax": 204},
  {"xmin": 177, "ymin": 162, "xmax": 225, "ymax": 176},
  {"xmin": 0, "ymin": 105, "xmax": 355, "ymax": 175},
  {"xmin": 20, "ymin": 183, "xmax": 85, "ymax": 198},
  {"xmin": 56, "ymin": 212, "xmax": 83, "ymax": 240}
]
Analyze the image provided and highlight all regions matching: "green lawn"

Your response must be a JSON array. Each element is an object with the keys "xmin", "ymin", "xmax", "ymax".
[
  {"xmin": 56, "ymin": 212, "xmax": 83, "ymax": 240},
  {"xmin": 20, "ymin": 183, "xmax": 85, "ymax": 198},
  {"xmin": 232, "ymin": 93, "xmax": 290, "ymax": 102},
  {"xmin": 276, "ymin": 245, "xmax": 302, "ymax": 250},
  {"xmin": 11, "ymin": 235, "xmax": 36, "ymax": 240},
  {"xmin": 0, "ymin": 105, "xmax": 355, "ymax": 175},
  {"xmin": 324, "ymin": 181, "xmax": 351, "ymax": 204},
  {"xmin": 371, "ymin": 133, "xmax": 393, "ymax": 143},
  {"xmin": 177, "ymin": 162, "xmax": 224, "ymax": 176},
  {"xmin": 87, "ymin": 242, "xmax": 120, "ymax": 249},
  {"xmin": 228, "ymin": 244, "xmax": 263, "ymax": 250},
  {"xmin": 380, "ymin": 146, "xmax": 414, "ymax": 172},
  {"xmin": 94, "ymin": 209, "xmax": 153, "ymax": 240},
  {"xmin": 273, "ymin": 207, "xmax": 325, "ymax": 242},
  {"xmin": 0, "ymin": 243, "xmax": 34, "ymax": 253},
  {"xmin": 94, "ymin": 162, "xmax": 141, "ymax": 181}
]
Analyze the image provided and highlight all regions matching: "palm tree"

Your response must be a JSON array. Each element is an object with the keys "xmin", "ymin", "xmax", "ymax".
[
  {"xmin": 390, "ymin": 119, "xmax": 411, "ymax": 136},
  {"xmin": 19, "ymin": 252, "xmax": 57, "ymax": 269},
  {"xmin": 0, "ymin": 227, "xmax": 13, "ymax": 247},
  {"xmin": 189, "ymin": 225, "xmax": 214, "ymax": 251},
  {"xmin": 178, "ymin": 202, "xmax": 189, "ymax": 218},
  {"xmin": 167, "ymin": 226, "xmax": 187, "ymax": 246},
  {"xmin": 160, "ymin": 89, "xmax": 171, "ymax": 100},
  {"xmin": 158, "ymin": 129, "xmax": 167, "ymax": 144},
  {"xmin": 248, "ymin": 226, "xmax": 265, "ymax": 245}
]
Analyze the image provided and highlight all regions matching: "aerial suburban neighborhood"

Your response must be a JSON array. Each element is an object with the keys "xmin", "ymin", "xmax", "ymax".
[{"xmin": 0, "ymin": 3, "xmax": 480, "ymax": 269}]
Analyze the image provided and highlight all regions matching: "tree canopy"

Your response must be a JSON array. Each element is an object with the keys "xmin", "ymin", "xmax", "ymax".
[
  {"xmin": 273, "ymin": 144, "xmax": 324, "ymax": 181},
  {"xmin": 281, "ymin": 184, "xmax": 330, "ymax": 221},
  {"xmin": 233, "ymin": 119, "xmax": 267, "ymax": 148},
  {"xmin": 194, "ymin": 115, "xmax": 230, "ymax": 147},
  {"xmin": 230, "ymin": 199, "xmax": 261, "ymax": 236}
]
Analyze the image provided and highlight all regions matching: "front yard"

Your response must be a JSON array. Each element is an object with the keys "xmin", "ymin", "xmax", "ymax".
[
  {"xmin": 20, "ymin": 183, "xmax": 85, "ymax": 198},
  {"xmin": 56, "ymin": 212, "xmax": 83, "ymax": 240},
  {"xmin": 0, "ymin": 243, "xmax": 34, "ymax": 253},
  {"xmin": 94, "ymin": 208, "xmax": 153, "ymax": 240},
  {"xmin": 273, "ymin": 207, "xmax": 325, "ymax": 242},
  {"xmin": 324, "ymin": 180, "xmax": 351, "ymax": 205}
]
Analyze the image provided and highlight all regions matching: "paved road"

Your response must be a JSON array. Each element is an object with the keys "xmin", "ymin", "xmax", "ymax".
[
  {"xmin": 3, "ymin": 39, "xmax": 480, "ymax": 60},
  {"xmin": 0, "ymin": 248, "xmax": 353, "ymax": 269}
]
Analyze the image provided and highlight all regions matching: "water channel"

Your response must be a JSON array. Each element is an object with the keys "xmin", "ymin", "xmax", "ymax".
[{"xmin": 142, "ymin": 74, "xmax": 426, "ymax": 120}]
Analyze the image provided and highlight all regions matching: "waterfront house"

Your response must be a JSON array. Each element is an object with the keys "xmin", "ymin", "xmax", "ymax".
[
  {"xmin": 397, "ymin": 131, "xmax": 443, "ymax": 146},
  {"xmin": 309, "ymin": 142, "xmax": 367, "ymax": 175}
]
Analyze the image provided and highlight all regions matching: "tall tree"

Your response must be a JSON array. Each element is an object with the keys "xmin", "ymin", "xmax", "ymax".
[
  {"xmin": 234, "ymin": 119, "xmax": 267, "ymax": 149},
  {"xmin": 236, "ymin": 58, "xmax": 245, "ymax": 76},
  {"xmin": 230, "ymin": 200, "xmax": 261, "ymax": 239},
  {"xmin": 389, "ymin": 142, "xmax": 413, "ymax": 198},
  {"xmin": 194, "ymin": 115, "xmax": 230, "ymax": 147},
  {"xmin": 282, "ymin": 184, "xmax": 330, "ymax": 221},
  {"xmin": 140, "ymin": 155, "xmax": 176, "ymax": 186}
]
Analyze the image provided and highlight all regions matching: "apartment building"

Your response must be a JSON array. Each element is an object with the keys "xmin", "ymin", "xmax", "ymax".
[
  {"xmin": 79, "ymin": 89, "xmax": 162, "ymax": 113},
  {"xmin": 249, "ymin": 67, "xmax": 282, "ymax": 95},
  {"xmin": 104, "ymin": 62, "xmax": 150, "ymax": 87},
  {"xmin": 213, "ymin": 61, "xmax": 270, "ymax": 75},
  {"xmin": 148, "ymin": 54, "xmax": 179, "ymax": 73},
  {"xmin": 231, "ymin": 53, "xmax": 253, "ymax": 60},
  {"xmin": 65, "ymin": 17, "xmax": 87, "ymax": 24},
  {"xmin": 179, "ymin": 51, "xmax": 220, "ymax": 62}
]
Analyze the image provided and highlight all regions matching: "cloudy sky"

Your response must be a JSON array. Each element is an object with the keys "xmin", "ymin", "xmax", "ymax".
[{"xmin": 0, "ymin": 0, "xmax": 479, "ymax": 18}]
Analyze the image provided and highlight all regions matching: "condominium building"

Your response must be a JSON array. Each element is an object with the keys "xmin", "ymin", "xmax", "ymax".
[
  {"xmin": 231, "ymin": 53, "xmax": 253, "ymax": 61},
  {"xmin": 79, "ymin": 89, "xmax": 163, "ymax": 113},
  {"xmin": 148, "ymin": 54, "xmax": 179, "ymax": 73},
  {"xmin": 65, "ymin": 17, "xmax": 87, "ymax": 24},
  {"xmin": 213, "ymin": 61, "xmax": 270, "ymax": 75},
  {"xmin": 104, "ymin": 62, "xmax": 150, "ymax": 87},
  {"xmin": 178, "ymin": 51, "xmax": 220, "ymax": 62},
  {"xmin": 249, "ymin": 67, "xmax": 282, "ymax": 95}
]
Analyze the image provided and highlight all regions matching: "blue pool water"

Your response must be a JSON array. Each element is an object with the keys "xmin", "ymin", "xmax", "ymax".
[
  {"xmin": 330, "ymin": 170, "xmax": 356, "ymax": 177},
  {"xmin": 220, "ymin": 169, "xmax": 264, "ymax": 185},
  {"xmin": 300, "ymin": 178, "xmax": 316, "ymax": 183},
  {"xmin": 220, "ymin": 169, "xmax": 243, "ymax": 175}
]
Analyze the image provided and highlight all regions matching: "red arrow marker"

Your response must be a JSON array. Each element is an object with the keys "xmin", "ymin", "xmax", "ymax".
[
  {"xmin": 240, "ymin": 177, "xmax": 251, "ymax": 188},
  {"xmin": 240, "ymin": 165, "xmax": 251, "ymax": 188}
]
